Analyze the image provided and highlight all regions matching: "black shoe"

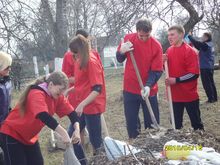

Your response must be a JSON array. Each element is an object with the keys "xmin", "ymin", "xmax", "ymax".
[{"xmin": 207, "ymin": 100, "xmax": 216, "ymax": 103}]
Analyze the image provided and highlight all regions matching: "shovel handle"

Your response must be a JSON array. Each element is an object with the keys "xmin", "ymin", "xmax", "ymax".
[
  {"xmin": 129, "ymin": 51, "xmax": 160, "ymax": 129},
  {"xmin": 129, "ymin": 52, "xmax": 144, "ymax": 89},
  {"xmin": 164, "ymin": 60, "xmax": 176, "ymax": 129}
]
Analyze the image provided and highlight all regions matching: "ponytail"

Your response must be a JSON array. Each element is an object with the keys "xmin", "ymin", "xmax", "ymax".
[{"xmin": 69, "ymin": 34, "xmax": 90, "ymax": 69}]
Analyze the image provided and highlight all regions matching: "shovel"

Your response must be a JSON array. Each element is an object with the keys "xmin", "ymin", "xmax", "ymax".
[{"xmin": 129, "ymin": 51, "xmax": 160, "ymax": 129}]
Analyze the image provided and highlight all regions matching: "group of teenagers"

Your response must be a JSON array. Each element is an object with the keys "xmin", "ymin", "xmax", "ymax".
[{"xmin": 0, "ymin": 18, "xmax": 218, "ymax": 165}]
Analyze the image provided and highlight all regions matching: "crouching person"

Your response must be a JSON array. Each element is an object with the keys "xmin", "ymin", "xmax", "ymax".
[{"xmin": 0, "ymin": 71, "xmax": 81, "ymax": 165}]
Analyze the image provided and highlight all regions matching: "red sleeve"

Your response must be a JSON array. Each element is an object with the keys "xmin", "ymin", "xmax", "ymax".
[
  {"xmin": 88, "ymin": 58, "xmax": 103, "ymax": 87},
  {"xmin": 62, "ymin": 52, "xmax": 74, "ymax": 78},
  {"xmin": 55, "ymin": 95, "xmax": 74, "ymax": 118},
  {"xmin": 185, "ymin": 48, "xmax": 200, "ymax": 74},
  {"xmin": 150, "ymin": 42, "xmax": 163, "ymax": 71},
  {"xmin": 27, "ymin": 90, "xmax": 49, "ymax": 117}
]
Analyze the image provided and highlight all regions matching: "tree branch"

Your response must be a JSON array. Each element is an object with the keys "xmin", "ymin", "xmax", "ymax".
[{"xmin": 175, "ymin": 0, "xmax": 204, "ymax": 32}]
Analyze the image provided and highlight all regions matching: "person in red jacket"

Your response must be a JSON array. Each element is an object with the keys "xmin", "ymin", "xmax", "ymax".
[
  {"xmin": 62, "ymin": 29, "xmax": 102, "ymax": 117},
  {"xmin": 164, "ymin": 25, "xmax": 204, "ymax": 130},
  {"xmin": 62, "ymin": 29, "xmax": 102, "ymax": 111},
  {"xmin": 0, "ymin": 71, "xmax": 81, "ymax": 165},
  {"xmin": 69, "ymin": 34, "xmax": 106, "ymax": 155},
  {"xmin": 63, "ymin": 29, "xmax": 92, "ymax": 107},
  {"xmin": 62, "ymin": 29, "xmax": 103, "ymax": 161},
  {"xmin": 116, "ymin": 18, "xmax": 163, "ymax": 141}
]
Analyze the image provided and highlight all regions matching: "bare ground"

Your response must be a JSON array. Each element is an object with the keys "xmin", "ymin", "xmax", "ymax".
[
  {"xmin": 89, "ymin": 69, "xmax": 220, "ymax": 164},
  {"xmin": 11, "ymin": 69, "xmax": 220, "ymax": 165},
  {"xmin": 103, "ymin": 69, "xmax": 220, "ymax": 139}
]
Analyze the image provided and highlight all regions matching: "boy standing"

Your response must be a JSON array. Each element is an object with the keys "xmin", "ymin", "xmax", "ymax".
[
  {"xmin": 165, "ymin": 25, "xmax": 204, "ymax": 130},
  {"xmin": 116, "ymin": 18, "xmax": 163, "ymax": 140}
]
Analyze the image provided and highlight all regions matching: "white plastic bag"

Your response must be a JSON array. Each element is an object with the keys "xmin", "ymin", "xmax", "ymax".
[
  {"xmin": 63, "ymin": 145, "xmax": 80, "ymax": 165},
  {"xmin": 104, "ymin": 136, "xmax": 141, "ymax": 160}
]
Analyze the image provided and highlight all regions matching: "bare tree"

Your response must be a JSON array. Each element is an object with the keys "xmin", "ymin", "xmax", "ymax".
[
  {"xmin": 176, "ymin": 0, "xmax": 204, "ymax": 33},
  {"xmin": 153, "ymin": 0, "xmax": 204, "ymax": 51},
  {"xmin": 203, "ymin": 0, "xmax": 220, "ymax": 52},
  {"xmin": 0, "ymin": 0, "xmax": 39, "ymax": 58},
  {"xmin": 2, "ymin": 0, "xmax": 215, "ymax": 59},
  {"xmin": 40, "ymin": 0, "xmax": 68, "ymax": 58},
  {"xmin": 204, "ymin": 0, "xmax": 220, "ymax": 31}
]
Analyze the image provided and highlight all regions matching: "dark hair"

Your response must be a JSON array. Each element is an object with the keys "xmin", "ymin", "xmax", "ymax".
[
  {"xmin": 69, "ymin": 35, "xmax": 90, "ymax": 69},
  {"xmin": 168, "ymin": 25, "xmax": 185, "ymax": 35},
  {"xmin": 136, "ymin": 18, "xmax": 152, "ymax": 32},
  {"xmin": 203, "ymin": 32, "xmax": 212, "ymax": 42},
  {"xmin": 76, "ymin": 29, "xmax": 89, "ymax": 38}
]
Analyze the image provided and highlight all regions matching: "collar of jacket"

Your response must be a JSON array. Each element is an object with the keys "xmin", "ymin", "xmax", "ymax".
[{"xmin": 0, "ymin": 76, "xmax": 11, "ymax": 84}]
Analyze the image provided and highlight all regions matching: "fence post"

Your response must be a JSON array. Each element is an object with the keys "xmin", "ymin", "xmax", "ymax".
[
  {"xmin": 33, "ymin": 56, "xmax": 39, "ymax": 78},
  {"xmin": 44, "ymin": 64, "xmax": 49, "ymax": 76}
]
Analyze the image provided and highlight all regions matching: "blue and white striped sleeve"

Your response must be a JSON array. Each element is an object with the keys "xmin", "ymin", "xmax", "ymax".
[{"xmin": 176, "ymin": 73, "xmax": 199, "ymax": 83}]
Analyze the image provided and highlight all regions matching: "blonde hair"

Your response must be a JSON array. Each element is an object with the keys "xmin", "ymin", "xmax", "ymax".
[
  {"xmin": 18, "ymin": 71, "xmax": 68, "ymax": 115},
  {"xmin": 69, "ymin": 35, "xmax": 90, "ymax": 69},
  {"xmin": 168, "ymin": 25, "xmax": 185, "ymax": 35},
  {"xmin": 0, "ymin": 51, "xmax": 12, "ymax": 71}
]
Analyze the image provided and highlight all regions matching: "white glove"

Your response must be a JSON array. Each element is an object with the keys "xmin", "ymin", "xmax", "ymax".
[
  {"xmin": 120, "ymin": 41, "xmax": 134, "ymax": 54},
  {"xmin": 141, "ymin": 86, "xmax": 150, "ymax": 99}
]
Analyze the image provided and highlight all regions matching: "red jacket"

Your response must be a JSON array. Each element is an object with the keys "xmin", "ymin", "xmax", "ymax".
[
  {"xmin": 74, "ymin": 52, "xmax": 106, "ymax": 114},
  {"xmin": 0, "ymin": 88, "xmax": 73, "ymax": 145},
  {"xmin": 62, "ymin": 50, "xmax": 103, "ymax": 108},
  {"xmin": 166, "ymin": 43, "xmax": 199, "ymax": 102},
  {"xmin": 117, "ymin": 33, "xmax": 163, "ymax": 96}
]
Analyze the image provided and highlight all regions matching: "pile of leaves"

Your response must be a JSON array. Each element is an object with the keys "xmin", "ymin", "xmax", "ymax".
[{"xmin": 90, "ymin": 129, "xmax": 220, "ymax": 165}]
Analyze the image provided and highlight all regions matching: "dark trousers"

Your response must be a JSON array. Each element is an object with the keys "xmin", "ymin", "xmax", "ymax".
[
  {"xmin": 0, "ymin": 133, "xmax": 43, "ymax": 165},
  {"xmin": 123, "ymin": 91, "xmax": 159, "ymax": 139},
  {"xmin": 84, "ymin": 114, "xmax": 102, "ymax": 150},
  {"xmin": 200, "ymin": 69, "xmax": 218, "ymax": 102},
  {"xmin": 173, "ymin": 99, "xmax": 204, "ymax": 130},
  {"xmin": 68, "ymin": 113, "xmax": 102, "ymax": 160}
]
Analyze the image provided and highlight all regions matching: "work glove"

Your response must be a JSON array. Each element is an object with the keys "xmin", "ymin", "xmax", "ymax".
[
  {"xmin": 141, "ymin": 86, "xmax": 150, "ymax": 99},
  {"xmin": 119, "ymin": 40, "xmax": 134, "ymax": 54}
]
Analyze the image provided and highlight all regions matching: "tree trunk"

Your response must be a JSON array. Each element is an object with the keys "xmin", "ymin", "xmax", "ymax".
[
  {"xmin": 162, "ymin": 0, "xmax": 204, "ymax": 52},
  {"xmin": 55, "ymin": 0, "xmax": 68, "ymax": 57},
  {"xmin": 41, "ymin": 0, "xmax": 68, "ymax": 58},
  {"xmin": 176, "ymin": 0, "xmax": 204, "ymax": 33}
]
